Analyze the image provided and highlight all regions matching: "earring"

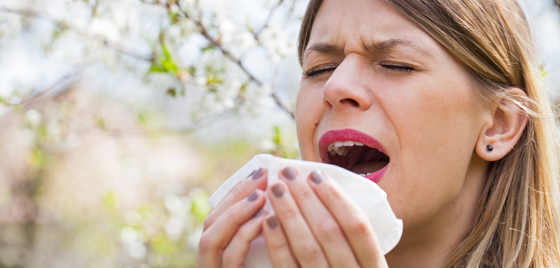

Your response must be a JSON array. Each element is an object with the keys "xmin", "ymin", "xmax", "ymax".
[{"xmin": 487, "ymin": 145, "xmax": 494, "ymax": 152}]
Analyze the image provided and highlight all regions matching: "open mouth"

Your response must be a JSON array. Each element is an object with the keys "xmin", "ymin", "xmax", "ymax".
[{"xmin": 319, "ymin": 129, "xmax": 390, "ymax": 183}]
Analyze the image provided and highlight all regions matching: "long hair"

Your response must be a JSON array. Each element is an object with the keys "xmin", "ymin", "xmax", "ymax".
[{"xmin": 298, "ymin": 0, "xmax": 560, "ymax": 267}]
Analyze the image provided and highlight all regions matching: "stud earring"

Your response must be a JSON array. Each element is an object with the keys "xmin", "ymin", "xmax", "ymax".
[{"xmin": 487, "ymin": 145, "xmax": 494, "ymax": 152}]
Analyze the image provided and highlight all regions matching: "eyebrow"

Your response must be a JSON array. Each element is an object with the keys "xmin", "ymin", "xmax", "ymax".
[{"xmin": 303, "ymin": 38, "xmax": 434, "ymax": 61}]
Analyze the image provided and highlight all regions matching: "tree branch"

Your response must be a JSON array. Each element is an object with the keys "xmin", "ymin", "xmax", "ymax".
[
  {"xmin": 18, "ymin": 73, "xmax": 79, "ymax": 107},
  {"xmin": 1, "ymin": 4, "xmax": 296, "ymax": 118},
  {"xmin": 253, "ymin": 0, "xmax": 284, "ymax": 40},
  {"xmin": 170, "ymin": 1, "xmax": 295, "ymax": 118},
  {"xmin": 0, "ymin": 7, "xmax": 154, "ymax": 62}
]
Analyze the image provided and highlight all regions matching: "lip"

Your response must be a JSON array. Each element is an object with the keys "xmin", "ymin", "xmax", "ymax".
[{"xmin": 318, "ymin": 128, "xmax": 389, "ymax": 183}]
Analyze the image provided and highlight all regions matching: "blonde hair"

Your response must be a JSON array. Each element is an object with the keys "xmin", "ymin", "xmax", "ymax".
[{"xmin": 298, "ymin": 0, "xmax": 560, "ymax": 267}]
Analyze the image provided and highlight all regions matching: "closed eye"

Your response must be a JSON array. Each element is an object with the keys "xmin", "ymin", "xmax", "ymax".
[
  {"xmin": 302, "ymin": 65, "xmax": 338, "ymax": 78},
  {"xmin": 381, "ymin": 62, "xmax": 414, "ymax": 73},
  {"xmin": 303, "ymin": 62, "xmax": 414, "ymax": 77}
]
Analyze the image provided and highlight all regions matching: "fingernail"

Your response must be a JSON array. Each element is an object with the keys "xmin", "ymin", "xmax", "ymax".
[
  {"xmin": 251, "ymin": 168, "xmax": 264, "ymax": 180},
  {"xmin": 267, "ymin": 216, "xmax": 278, "ymax": 229},
  {"xmin": 247, "ymin": 169, "xmax": 256, "ymax": 178},
  {"xmin": 310, "ymin": 170, "xmax": 324, "ymax": 184},
  {"xmin": 282, "ymin": 167, "xmax": 297, "ymax": 180},
  {"xmin": 253, "ymin": 209, "xmax": 263, "ymax": 218},
  {"xmin": 272, "ymin": 184, "xmax": 284, "ymax": 198},
  {"xmin": 247, "ymin": 190, "xmax": 258, "ymax": 202}
]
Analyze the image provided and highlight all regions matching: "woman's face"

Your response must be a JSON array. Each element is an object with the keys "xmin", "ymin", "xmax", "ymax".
[{"xmin": 296, "ymin": 0, "xmax": 490, "ymax": 233}]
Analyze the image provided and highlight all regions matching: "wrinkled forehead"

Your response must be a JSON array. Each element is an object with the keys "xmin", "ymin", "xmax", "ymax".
[{"xmin": 306, "ymin": 0, "xmax": 438, "ymax": 59}]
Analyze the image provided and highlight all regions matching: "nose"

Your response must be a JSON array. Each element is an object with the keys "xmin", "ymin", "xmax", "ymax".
[{"xmin": 323, "ymin": 55, "xmax": 374, "ymax": 112}]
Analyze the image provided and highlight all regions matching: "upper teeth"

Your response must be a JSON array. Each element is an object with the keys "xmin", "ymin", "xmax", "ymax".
[{"xmin": 327, "ymin": 141, "xmax": 364, "ymax": 156}]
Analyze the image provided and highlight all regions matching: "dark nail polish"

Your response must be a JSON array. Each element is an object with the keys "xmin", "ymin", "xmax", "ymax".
[
  {"xmin": 247, "ymin": 169, "xmax": 257, "ymax": 178},
  {"xmin": 247, "ymin": 191, "xmax": 258, "ymax": 202},
  {"xmin": 310, "ymin": 171, "xmax": 324, "ymax": 184},
  {"xmin": 253, "ymin": 209, "xmax": 263, "ymax": 218},
  {"xmin": 251, "ymin": 168, "xmax": 264, "ymax": 180},
  {"xmin": 282, "ymin": 167, "xmax": 297, "ymax": 180},
  {"xmin": 267, "ymin": 216, "xmax": 278, "ymax": 229},
  {"xmin": 272, "ymin": 184, "xmax": 284, "ymax": 198}
]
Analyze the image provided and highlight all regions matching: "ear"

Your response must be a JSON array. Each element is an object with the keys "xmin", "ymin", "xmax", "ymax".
[{"xmin": 476, "ymin": 88, "xmax": 529, "ymax": 162}]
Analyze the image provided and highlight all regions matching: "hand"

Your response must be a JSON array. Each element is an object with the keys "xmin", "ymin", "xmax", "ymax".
[
  {"xmin": 262, "ymin": 167, "xmax": 388, "ymax": 268},
  {"xmin": 197, "ymin": 168, "xmax": 268, "ymax": 268}
]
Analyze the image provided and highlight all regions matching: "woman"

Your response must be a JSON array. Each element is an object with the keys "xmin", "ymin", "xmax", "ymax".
[{"xmin": 197, "ymin": 0, "xmax": 560, "ymax": 267}]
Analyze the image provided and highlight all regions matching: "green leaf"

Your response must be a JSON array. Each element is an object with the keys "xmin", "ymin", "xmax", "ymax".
[
  {"xmin": 51, "ymin": 25, "xmax": 66, "ymax": 41},
  {"xmin": 273, "ymin": 126, "xmax": 281, "ymax": 145},
  {"xmin": 191, "ymin": 192, "xmax": 211, "ymax": 222},
  {"xmin": 201, "ymin": 44, "xmax": 216, "ymax": 52},
  {"xmin": 138, "ymin": 111, "xmax": 148, "ymax": 124},
  {"xmin": 147, "ymin": 40, "xmax": 180, "ymax": 75},
  {"xmin": 540, "ymin": 64, "xmax": 548, "ymax": 78},
  {"xmin": 160, "ymin": 41, "xmax": 179, "ymax": 73},
  {"xmin": 102, "ymin": 191, "xmax": 117, "ymax": 212},
  {"xmin": 148, "ymin": 63, "xmax": 168, "ymax": 73},
  {"xmin": 162, "ymin": 42, "xmax": 172, "ymax": 61},
  {"xmin": 95, "ymin": 116, "xmax": 106, "ymax": 130},
  {"xmin": 152, "ymin": 235, "xmax": 176, "ymax": 254},
  {"xmin": 32, "ymin": 148, "xmax": 47, "ymax": 168},
  {"xmin": 161, "ymin": 59, "xmax": 178, "ymax": 73}
]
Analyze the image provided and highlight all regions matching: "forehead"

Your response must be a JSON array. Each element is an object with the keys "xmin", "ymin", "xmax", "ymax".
[{"xmin": 307, "ymin": 0, "xmax": 438, "ymax": 56}]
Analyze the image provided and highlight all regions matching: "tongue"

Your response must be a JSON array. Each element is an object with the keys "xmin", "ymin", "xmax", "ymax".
[{"xmin": 350, "ymin": 161, "xmax": 388, "ymax": 174}]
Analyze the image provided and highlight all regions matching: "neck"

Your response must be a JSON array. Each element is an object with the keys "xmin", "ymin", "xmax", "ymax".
[{"xmin": 385, "ymin": 156, "xmax": 489, "ymax": 268}]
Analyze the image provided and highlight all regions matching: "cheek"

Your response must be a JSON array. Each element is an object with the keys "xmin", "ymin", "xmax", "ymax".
[
  {"xmin": 399, "ymin": 83, "xmax": 478, "ymax": 152},
  {"xmin": 295, "ymin": 82, "xmax": 324, "ymax": 161},
  {"xmin": 381, "ymin": 73, "xmax": 483, "ymax": 225}
]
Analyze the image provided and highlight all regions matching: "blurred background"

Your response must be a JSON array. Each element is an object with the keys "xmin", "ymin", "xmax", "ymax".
[{"xmin": 0, "ymin": 0, "xmax": 558, "ymax": 267}]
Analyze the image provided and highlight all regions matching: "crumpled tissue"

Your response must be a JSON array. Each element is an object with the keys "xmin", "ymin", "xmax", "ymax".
[{"xmin": 208, "ymin": 154, "xmax": 402, "ymax": 267}]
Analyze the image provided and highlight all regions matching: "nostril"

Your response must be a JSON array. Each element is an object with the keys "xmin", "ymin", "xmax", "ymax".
[{"xmin": 342, "ymin": 98, "xmax": 359, "ymax": 107}]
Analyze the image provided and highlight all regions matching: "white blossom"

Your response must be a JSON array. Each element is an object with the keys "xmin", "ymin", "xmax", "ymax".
[
  {"xmin": 0, "ymin": 13, "xmax": 22, "ymax": 39},
  {"xmin": 46, "ymin": 121, "xmax": 62, "ymax": 141},
  {"xmin": 0, "ymin": 80, "xmax": 14, "ymax": 99},
  {"xmin": 240, "ymin": 82, "xmax": 274, "ymax": 116},
  {"xmin": 62, "ymin": 133, "xmax": 81, "ymax": 149},
  {"xmin": 195, "ymin": 76, "xmax": 207, "ymax": 86},
  {"xmin": 187, "ymin": 227, "xmax": 203, "ymax": 249},
  {"xmin": 129, "ymin": 242, "xmax": 147, "ymax": 259},
  {"xmin": 25, "ymin": 109, "xmax": 42, "ymax": 128},
  {"xmin": 89, "ymin": 18, "xmax": 121, "ymax": 43},
  {"xmin": 260, "ymin": 138, "xmax": 276, "ymax": 151},
  {"xmin": 120, "ymin": 226, "xmax": 147, "ymax": 259},
  {"xmin": 164, "ymin": 194, "xmax": 183, "ymax": 213},
  {"xmin": 120, "ymin": 226, "xmax": 144, "ymax": 244},
  {"xmin": 260, "ymin": 24, "xmax": 296, "ymax": 63},
  {"xmin": 164, "ymin": 215, "xmax": 186, "ymax": 238},
  {"xmin": 219, "ymin": 19, "xmax": 236, "ymax": 43}
]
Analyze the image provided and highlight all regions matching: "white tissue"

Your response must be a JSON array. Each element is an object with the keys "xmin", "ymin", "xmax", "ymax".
[{"xmin": 208, "ymin": 154, "xmax": 402, "ymax": 267}]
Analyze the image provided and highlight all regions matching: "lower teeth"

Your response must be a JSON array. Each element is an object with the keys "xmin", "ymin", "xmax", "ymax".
[{"xmin": 358, "ymin": 173, "xmax": 373, "ymax": 177}]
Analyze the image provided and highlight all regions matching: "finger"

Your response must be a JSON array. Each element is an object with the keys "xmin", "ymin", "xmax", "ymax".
[
  {"xmin": 308, "ymin": 170, "xmax": 387, "ymax": 268},
  {"xmin": 222, "ymin": 209, "xmax": 265, "ymax": 268},
  {"xmin": 268, "ymin": 180, "xmax": 329, "ymax": 267},
  {"xmin": 262, "ymin": 214, "xmax": 299, "ymax": 268},
  {"xmin": 280, "ymin": 167, "xmax": 359, "ymax": 268},
  {"xmin": 204, "ymin": 168, "xmax": 267, "ymax": 230},
  {"xmin": 198, "ymin": 189, "xmax": 266, "ymax": 267}
]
